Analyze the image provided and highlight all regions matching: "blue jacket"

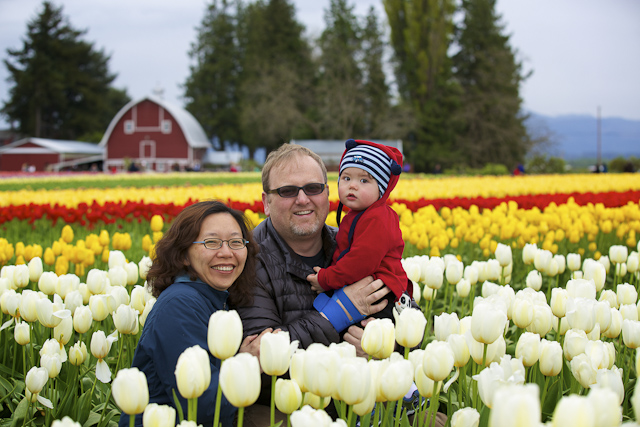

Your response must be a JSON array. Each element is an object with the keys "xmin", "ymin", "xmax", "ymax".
[{"xmin": 119, "ymin": 274, "xmax": 236, "ymax": 427}]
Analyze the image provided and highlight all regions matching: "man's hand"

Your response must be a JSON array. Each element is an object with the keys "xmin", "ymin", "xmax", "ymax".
[
  {"xmin": 342, "ymin": 276, "xmax": 389, "ymax": 316},
  {"xmin": 343, "ymin": 318, "xmax": 375, "ymax": 358}
]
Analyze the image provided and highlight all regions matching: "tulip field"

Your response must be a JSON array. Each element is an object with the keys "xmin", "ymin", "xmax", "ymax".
[{"xmin": 1, "ymin": 171, "xmax": 640, "ymax": 427}]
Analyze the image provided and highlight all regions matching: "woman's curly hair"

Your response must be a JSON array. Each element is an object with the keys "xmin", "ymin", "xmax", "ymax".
[{"xmin": 146, "ymin": 200, "xmax": 258, "ymax": 307}]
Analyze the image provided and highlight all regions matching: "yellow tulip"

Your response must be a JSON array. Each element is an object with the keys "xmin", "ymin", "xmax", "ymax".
[
  {"xmin": 61, "ymin": 225, "xmax": 74, "ymax": 243},
  {"xmin": 99, "ymin": 230, "xmax": 110, "ymax": 246},
  {"xmin": 43, "ymin": 248, "xmax": 55, "ymax": 265},
  {"xmin": 150, "ymin": 214, "xmax": 164, "ymax": 232}
]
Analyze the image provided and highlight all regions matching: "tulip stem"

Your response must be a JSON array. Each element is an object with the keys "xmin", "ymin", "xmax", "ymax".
[
  {"xmin": 21, "ymin": 400, "xmax": 31, "ymax": 427},
  {"xmin": 188, "ymin": 397, "xmax": 198, "ymax": 422},
  {"xmin": 237, "ymin": 407, "xmax": 244, "ymax": 427},
  {"xmin": 213, "ymin": 381, "xmax": 223, "ymax": 427},
  {"xmin": 540, "ymin": 375, "xmax": 550, "ymax": 407},
  {"xmin": 393, "ymin": 398, "xmax": 403, "ymax": 427},
  {"xmin": 422, "ymin": 294, "xmax": 435, "ymax": 349},
  {"xmin": 404, "ymin": 346, "xmax": 410, "ymax": 360},
  {"xmin": 129, "ymin": 413, "xmax": 135, "ymax": 427},
  {"xmin": 425, "ymin": 381, "xmax": 439, "ymax": 427},
  {"xmin": 97, "ymin": 381, "xmax": 113, "ymax": 427},
  {"xmin": 373, "ymin": 403, "xmax": 380, "ymax": 427},
  {"xmin": 270, "ymin": 375, "xmax": 276, "ymax": 426}
]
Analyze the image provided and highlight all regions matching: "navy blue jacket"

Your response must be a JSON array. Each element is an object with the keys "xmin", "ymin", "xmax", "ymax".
[{"xmin": 119, "ymin": 274, "xmax": 236, "ymax": 427}]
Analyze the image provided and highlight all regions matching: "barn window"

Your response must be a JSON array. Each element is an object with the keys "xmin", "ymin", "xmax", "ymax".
[
  {"xmin": 161, "ymin": 120, "xmax": 172, "ymax": 134},
  {"xmin": 124, "ymin": 120, "xmax": 134, "ymax": 134}
]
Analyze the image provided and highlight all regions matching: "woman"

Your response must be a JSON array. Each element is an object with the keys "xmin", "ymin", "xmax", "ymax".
[{"xmin": 119, "ymin": 201, "xmax": 266, "ymax": 427}]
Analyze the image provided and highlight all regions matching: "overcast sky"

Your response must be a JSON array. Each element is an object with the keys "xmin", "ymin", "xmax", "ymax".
[{"xmin": 1, "ymin": 0, "xmax": 639, "ymax": 131}]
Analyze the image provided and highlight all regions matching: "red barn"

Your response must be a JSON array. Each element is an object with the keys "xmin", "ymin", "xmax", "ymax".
[
  {"xmin": 100, "ymin": 95, "xmax": 211, "ymax": 172},
  {"xmin": 0, "ymin": 137, "xmax": 103, "ymax": 172}
]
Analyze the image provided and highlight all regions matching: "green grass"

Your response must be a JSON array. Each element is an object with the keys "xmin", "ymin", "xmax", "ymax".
[{"xmin": 0, "ymin": 171, "xmax": 263, "ymax": 191}]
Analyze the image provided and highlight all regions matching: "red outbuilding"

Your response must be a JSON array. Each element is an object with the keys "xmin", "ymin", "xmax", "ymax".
[
  {"xmin": 100, "ymin": 95, "xmax": 211, "ymax": 172},
  {"xmin": 0, "ymin": 137, "xmax": 103, "ymax": 172}
]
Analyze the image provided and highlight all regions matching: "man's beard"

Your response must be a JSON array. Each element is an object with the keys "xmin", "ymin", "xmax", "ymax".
[{"xmin": 290, "ymin": 215, "xmax": 322, "ymax": 237}]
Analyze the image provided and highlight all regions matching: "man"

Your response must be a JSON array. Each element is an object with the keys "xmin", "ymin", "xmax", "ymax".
[
  {"xmin": 238, "ymin": 143, "xmax": 445, "ymax": 427},
  {"xmin": 238, "ymin": 143, "xmax": 390, "ymax": 351}
]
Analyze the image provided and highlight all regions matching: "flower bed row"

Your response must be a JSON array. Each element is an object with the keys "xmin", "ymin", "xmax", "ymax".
[{"xmin": 3, "ymin": 190, "xmax": 639, "ymax": 227}]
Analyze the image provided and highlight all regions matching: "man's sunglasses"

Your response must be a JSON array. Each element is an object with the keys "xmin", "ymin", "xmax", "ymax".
[{"xmin": 266, "ymin": 183, "xmax": 326, "ymax": 198}]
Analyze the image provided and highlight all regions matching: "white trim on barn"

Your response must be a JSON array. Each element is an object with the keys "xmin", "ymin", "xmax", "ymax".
[{"xmin": 99, "ymin": 95, "xmax": 210, "ymax": 149}]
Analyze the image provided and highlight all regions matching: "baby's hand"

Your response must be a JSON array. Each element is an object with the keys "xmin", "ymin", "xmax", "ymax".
[{"xmin": 307, "ymin": 267, "xmax": 323, "ymax": 293}]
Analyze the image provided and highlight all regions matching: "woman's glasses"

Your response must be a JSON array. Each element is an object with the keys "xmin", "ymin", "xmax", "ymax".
[
  {"xmin": 192, "ymin": 238, "xmax": 249, "ymax": 250},
  {"xmin": 266, "ymin": 183, "xmax": 326, "ymax": 198}
]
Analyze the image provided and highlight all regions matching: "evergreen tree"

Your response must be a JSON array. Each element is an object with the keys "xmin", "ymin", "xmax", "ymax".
[
  {"xmin": 238, "ymin": 0, "xmax": 314, "ymax": 154},
  {"xmin": 383, "ymin": 0, "xmax": 459, "ymax": 172},
  {"xmin": 452, "ymin": 0, "xmax": 532, "ymax": 169},
  {"xmin": 2, "ymin": 1, "xmax": 128, "ymax": 140},
  {"xmin": 314, "ymin": 0, "xmax": 365, "ymax": 139},
  {"xmin": 183, "ymin": 0, "xmax": 242, "ymax": 146},
  {"xmin": 360, "ymin": 7, "xmax": 391, "ymax": 138}
]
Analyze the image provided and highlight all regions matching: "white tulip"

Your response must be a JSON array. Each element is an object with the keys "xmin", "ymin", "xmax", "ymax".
[
  {"xmin": 108, "ymin": 250, "xmax": 127, "ymax": 269},
  {"xmin": 525, "ymin": 270, "xmax": 542, "ymax": 291},
  {"xmin": 395, "ymin": 307, "xmax": 427, "ymax": 349},
  {"xmin": 28, "ymin": 257, "xmax": 43, "ymax": 282},
  {"xmin": 260, "ymin": 331, "xmax": 298, "ymax": 376},
  {"xmin": 219, "ymin": 352, "xmax": 261, "ymax": 407},
  {"xmin": 551, "ymin": 395, "xmax": 595, "ymax": 427},
  {"xmin": 86, "ymin": 269, "xmax": 107, "ymax": 294},
  {"xmin": 538, "ymin": 339, "xmax": 563, "ymax": 377},
  {"xmin": 422, "ymin": 341, "xmax": 454, "ymax": 382},
  {"xmin": 38, "ymin": 271, "xmax": 58, "ymax": 295},
  {"xmin": 522, "ymin": 243, "xmax": 537, "ymax": 265},
  {"xmin": 470, "ymin": 300, "xmax": 507, "ymax": 344},
  {"xmin": 434, "ymin": 312, "xmax": 460, "ymax": 342},
  {"xmin": 175, "ymin": 345, "xmax": 211, "ymax": 399},
  {"xmin": 138, "ymin": 256, "xmax": 153, "ymax": 281},
  {"xmin": 488, "ymin": 383, "xmax": 541, "ymax": 427},
  {"xmin": 124, "ymin": 262, "xmax": 139, "ymax": 285},
  {"xmin": 208, "ymin": 310, "xmax": 243, "ymax": 361},
  {"xmin": 143, "ymin": 403, "xmax": 176, "ymax": 427},
  {"xmin": 570, "ymin": 353, "xmax": 597, "ymax": 388},
  {"xmin": 445, "ymin": 260, "xmax": 464, "ymax": 285},
  {"xmin": 112, "ymin": 367, "xmax": 149, "ymax": 415},
  {"xmin": 567, "ymin": 253, "xmax": 581, "ymax": 272},
  {"xmin": 610, "ymin": 245, "xmax": 628, "ymax": 264},
  {"xmin": 515, "ymin": 332, "xmax": 540, "ymax": 367}
]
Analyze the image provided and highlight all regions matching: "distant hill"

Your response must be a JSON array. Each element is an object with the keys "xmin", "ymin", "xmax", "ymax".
[{"xmin": 526, "ymin": 112, "xmax": 640, "ymax": 160}]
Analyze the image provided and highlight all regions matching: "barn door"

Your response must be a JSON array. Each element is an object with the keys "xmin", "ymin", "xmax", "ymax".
[{"xmin": 140, "ymin": 140, "xmax": 156, "ymax": 159}]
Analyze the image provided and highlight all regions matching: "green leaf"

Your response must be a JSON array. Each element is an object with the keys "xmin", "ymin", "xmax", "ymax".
[
  {"xmin": 83, "ymin": 411, "xmax": 101, "ymax": 427},
  {"xmin": 9, "ymin": 397, "xmax": 28, "ymax": 427},
  {"xmin": 77, "ymin": 392, "xmax": 93, "ymax": 425}
]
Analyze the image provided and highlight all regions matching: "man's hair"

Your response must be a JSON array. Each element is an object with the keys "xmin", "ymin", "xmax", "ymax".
[
  {"xmin": 262, "ymin": 143, "xmax": 328, "ymax": 192},
  {"xmin": 146, "ymin": 200, "xmax": 258, "ymax": 307}
]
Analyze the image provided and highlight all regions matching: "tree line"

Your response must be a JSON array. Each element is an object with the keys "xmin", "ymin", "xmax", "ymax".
[{"xmin": 2, "ymin": 0, "xmax": 538, "ymax": 173}]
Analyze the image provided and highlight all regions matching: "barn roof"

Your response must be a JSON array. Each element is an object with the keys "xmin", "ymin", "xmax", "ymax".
[
  {"xmin": 99, "ymin": 95, "xmax": 211, "ymax": 149},
  {"xmin": 0, "ymin": 137, "xmax": 104, "ymax": 154}
]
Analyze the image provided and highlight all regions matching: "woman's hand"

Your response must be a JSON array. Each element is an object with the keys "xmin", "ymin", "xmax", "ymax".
[
  {"xmin": 239, "ymin": 328, "xmax": 273, "ymax": 359},
  {"xmin": 342, "ymin": 276, "xmax": 389, "ymax": 316}
]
